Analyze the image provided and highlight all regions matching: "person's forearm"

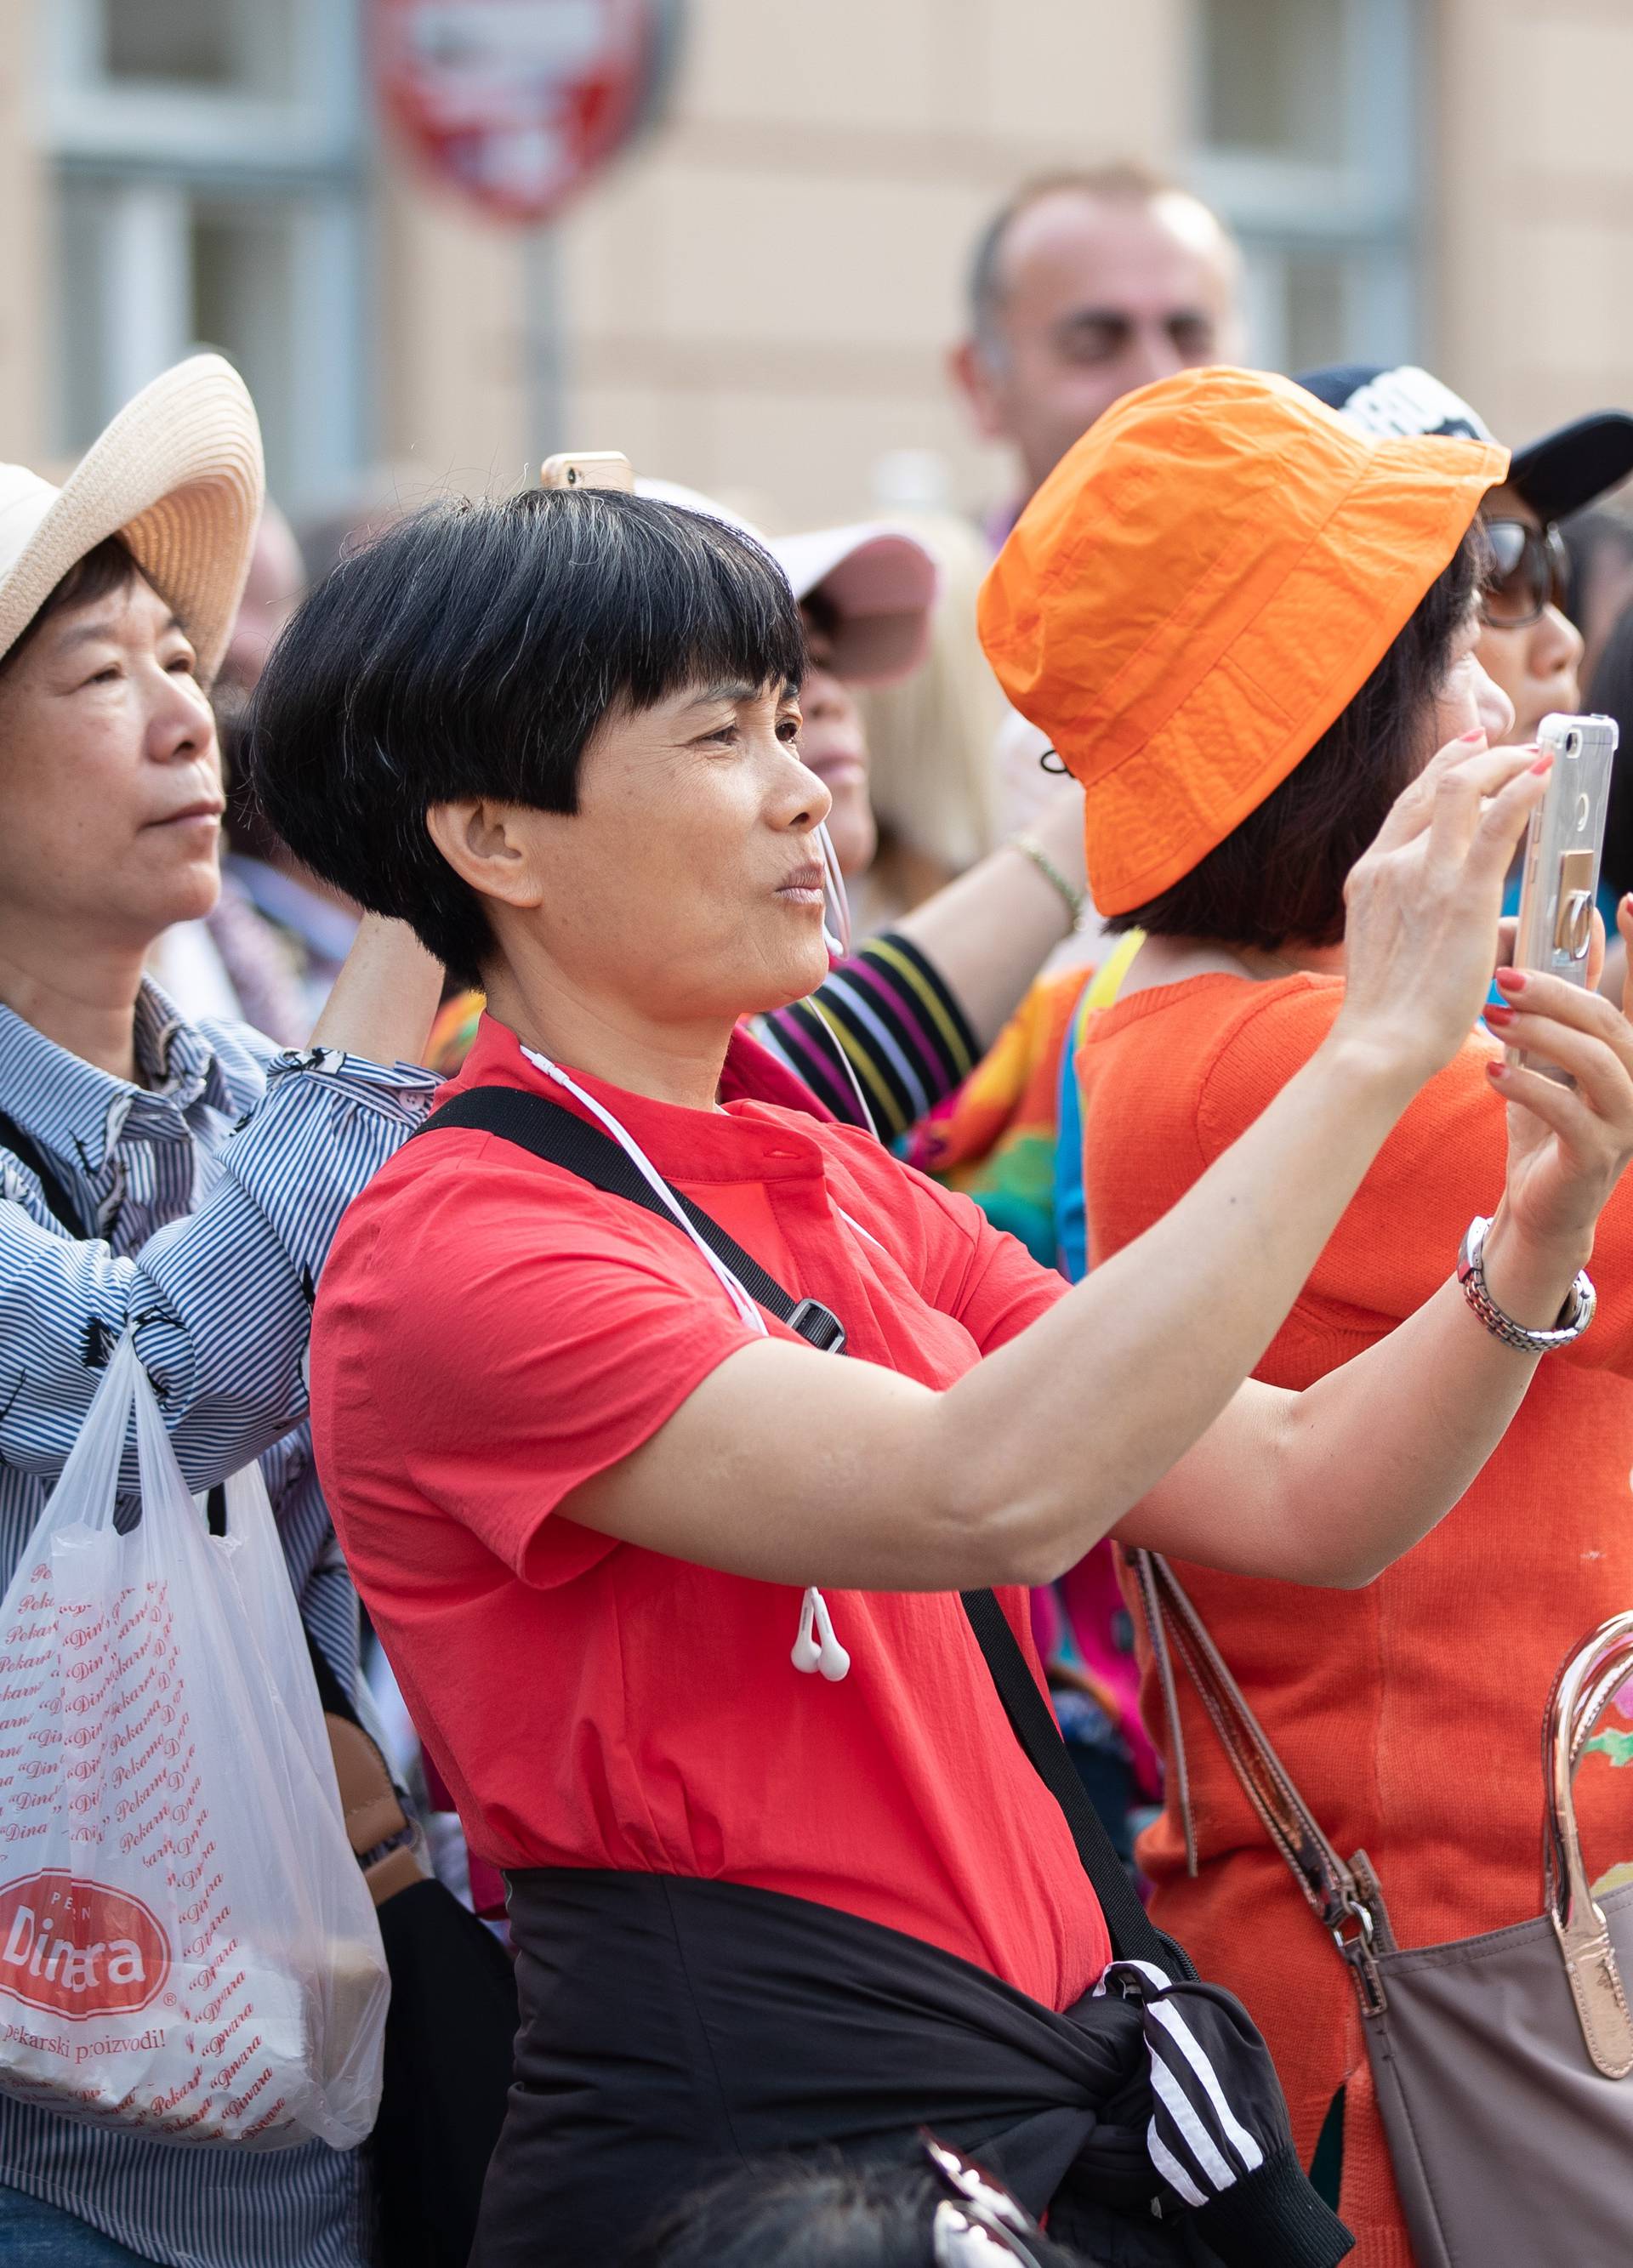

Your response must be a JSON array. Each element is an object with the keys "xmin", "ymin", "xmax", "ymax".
[
  {"xmin": 1242, "ymin": 1208, "xmax": 1584, "ymax": 1585},
  {"xmin": 926, "ymin": 1027, "xmax": 1431, "ymax": 1584},
  {"xmin": 580, "ymin": 1024, "xmax": 1439, "ymax": 1594},
  {"xmin": 890, "ymin": 792, "xmax": 1086, "ymax": 1052},
  {"xmin": 310, "ymin": 913, "xmax": 444, "ymax": 1067}
]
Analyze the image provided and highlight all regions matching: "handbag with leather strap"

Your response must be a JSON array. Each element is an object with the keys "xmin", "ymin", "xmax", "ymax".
[{"xmin": 1133, "ymin": 1547, "xmax": 1633, "ymax": 2268}]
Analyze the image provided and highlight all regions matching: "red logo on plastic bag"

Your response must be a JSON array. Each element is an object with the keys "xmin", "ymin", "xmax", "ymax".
[{"xmin": 0, "ymin": 1872, "xmax": 168, "ymax": 2016}]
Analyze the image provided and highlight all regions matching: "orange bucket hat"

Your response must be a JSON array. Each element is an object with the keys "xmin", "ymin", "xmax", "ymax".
[{"xmin": 978, "ymin": 365, "xmax": 1509, "ymax": 917}]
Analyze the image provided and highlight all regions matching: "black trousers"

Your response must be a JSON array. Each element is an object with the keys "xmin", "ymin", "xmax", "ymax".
[{"xmin": 471, "ymin": 1871, "xmax": 1302, "ymax": 2268}]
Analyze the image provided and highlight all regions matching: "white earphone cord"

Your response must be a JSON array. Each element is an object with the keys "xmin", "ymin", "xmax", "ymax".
[
  {"xmin": 811, "ymin": 821, "xmax": 879, "ymax": 1139},
  {"xmin": 520, "ymin": 1041, "xmax": 849, "ymax": 1683}
]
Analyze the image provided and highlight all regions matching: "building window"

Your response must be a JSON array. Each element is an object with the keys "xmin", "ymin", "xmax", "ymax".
[
  {"xmin": 43, "ymin": 0, "xmax": 367, "ymax": 513},
  {"xmin": 1190, "ymin": 0, "xmax": 1419, "ymax": 373}
]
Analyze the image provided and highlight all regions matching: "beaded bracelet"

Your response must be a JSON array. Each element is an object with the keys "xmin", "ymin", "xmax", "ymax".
[{"xmin": 1007, "ymin": 833, "xmax": 1086, "ymax": 928}]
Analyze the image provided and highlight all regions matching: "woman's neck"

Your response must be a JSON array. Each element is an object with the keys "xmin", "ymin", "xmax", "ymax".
[
  {"xmin": 0, "ymin": 924, "xmax": 146, "ymax": 1084},
  {"xmin": 1121, "ymin": 932, "xmax": 1346, "ymax": 998},
  {"xmin": 481, "ymin": 961, "xmax": 734, "ymax": 1112}
]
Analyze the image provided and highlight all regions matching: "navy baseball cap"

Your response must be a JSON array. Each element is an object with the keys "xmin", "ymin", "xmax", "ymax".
[{"xmin": 1297, "ymin": 363, "xmax": 1633, "ymax": 525}]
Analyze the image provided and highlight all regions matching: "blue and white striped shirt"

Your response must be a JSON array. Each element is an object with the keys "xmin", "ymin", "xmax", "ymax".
[{"xmin": 0, "ymin": 981, "xmax": 437, "ymax": 2268}]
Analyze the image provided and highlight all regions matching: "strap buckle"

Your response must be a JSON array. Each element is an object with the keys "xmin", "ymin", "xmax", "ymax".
[
  {"xmin": 788, "ymin": 1297, "xmax": 846, "ymax": 1354},
  {"xmin": 1329, "ymin": 1890, "xmax": 1386, "ymax": 2015}
]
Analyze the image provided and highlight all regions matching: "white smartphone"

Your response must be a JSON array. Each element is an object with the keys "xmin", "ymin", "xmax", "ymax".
[
  {"xmin": 538, "ymin": 451, "xmax": 635, "ymax": 493},
  {"xmin": 1507, "ymin": 711, "xmax": 1620, "ymax": 1083}
]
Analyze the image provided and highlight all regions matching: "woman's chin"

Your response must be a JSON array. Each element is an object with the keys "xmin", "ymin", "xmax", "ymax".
[
  {"xmin": 132, "ymin": 864, "xmax": 222, "ymax": 941},
  {"xmin": 741, "ymin": 931, "xmax": 834, "ymax": 1015}
]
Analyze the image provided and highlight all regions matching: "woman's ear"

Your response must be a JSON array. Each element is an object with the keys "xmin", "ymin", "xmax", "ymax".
[{"xmin": 425, "ymin": 799, "xmax": 544, "ymax": 912}]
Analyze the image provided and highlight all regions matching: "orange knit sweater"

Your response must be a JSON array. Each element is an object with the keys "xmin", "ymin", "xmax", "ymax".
[{"xmin": 1078, "ymin": 971, "xmax": 1633, "ymax": 2266}]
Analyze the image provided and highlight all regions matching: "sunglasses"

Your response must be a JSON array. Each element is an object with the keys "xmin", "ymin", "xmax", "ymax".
[
  {"xmin": 922, "ymin": 2133, "xmax": 1047, "ymax": 2268},
  {"xmin": 1481, "ymin": 517, "xmax": 1569, "ymax": 629}
]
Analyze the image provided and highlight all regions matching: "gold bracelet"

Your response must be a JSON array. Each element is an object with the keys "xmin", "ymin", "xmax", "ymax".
[{"xmin": 1007, "ymin": 833, "xmax": 1086, "ymax": 928}]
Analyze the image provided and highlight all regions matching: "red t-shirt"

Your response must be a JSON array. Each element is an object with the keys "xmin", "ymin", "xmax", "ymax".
[{"xmin": 310, "ymin": 1016, "xmax": 1109, "ymax": 2009}]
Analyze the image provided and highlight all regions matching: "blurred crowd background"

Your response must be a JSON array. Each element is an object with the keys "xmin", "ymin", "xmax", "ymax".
[{"xmin": 0, "ymin": 0, "xmax": 1626, "ymax": 540}]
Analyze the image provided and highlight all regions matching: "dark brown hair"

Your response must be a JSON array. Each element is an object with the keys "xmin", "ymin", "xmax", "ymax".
[
  {"xmin": 1107, "ymin": 521, "xmax": 1488, "ymax": 951},
  {"xmin": 0, "ymin": 535, "xmax": 142, "ymax": 675}
]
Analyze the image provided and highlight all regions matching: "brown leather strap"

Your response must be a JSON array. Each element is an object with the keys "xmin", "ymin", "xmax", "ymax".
[
  {"xmin": 1129, "ymin": 1549, "xmax": 1391, "ymax": 2012},
  {"xmin": 1129, "ymin": 1548, "xmax": 1196, "ymax": 1878},
  {"xmin": 323, "ymin": 1710, "xmax": 425, "ymax": 1909}
]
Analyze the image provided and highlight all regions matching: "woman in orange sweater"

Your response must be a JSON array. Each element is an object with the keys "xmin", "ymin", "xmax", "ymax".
[{"xmin": 981, "ymin": 367, "xmax": 1633, "ymax": 2265}]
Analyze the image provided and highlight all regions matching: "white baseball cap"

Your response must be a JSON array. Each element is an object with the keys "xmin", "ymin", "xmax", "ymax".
[{"xmin": 638, "ymin": 478, "xmax": 939, "ymax": 685}]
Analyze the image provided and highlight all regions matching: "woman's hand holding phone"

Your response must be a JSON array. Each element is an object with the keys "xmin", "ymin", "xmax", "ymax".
[
  {"xmin": 1334, "ymin": 730, "xmax": 1550, "ymax": 1093},
  {"xmin": 1480, "ymin": 895, "xmax": 1633, "ymax": 1308}
]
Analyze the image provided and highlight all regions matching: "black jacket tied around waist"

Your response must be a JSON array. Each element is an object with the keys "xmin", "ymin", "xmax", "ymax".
[{"xmin": 473, "ymin": 1871, "xmax": 1351, "ymax": 2268}]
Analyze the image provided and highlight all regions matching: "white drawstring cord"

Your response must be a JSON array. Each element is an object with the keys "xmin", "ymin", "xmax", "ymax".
[
  {"xmin": 521, "ymin": 1044, "xmax": 766, "ymax": 1335},
  {"xmin": 520, "ymin": 1041, "xmax": 848, "ymax": 1683},
  {"xmin": 816, "ymin": 819, "xmax": 852, "ymax": 957},
  {"xmin": 811, "ymin": 821, "xmax": 880, "ymax": 1139}
]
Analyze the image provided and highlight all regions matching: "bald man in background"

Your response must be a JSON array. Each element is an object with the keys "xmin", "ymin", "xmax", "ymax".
[
  {"xmin": 950, "ymin": 164, "xmax": 1243, "ymax": 834},
  {"xmin": 952, "ymin": 162, "xmax": 1244, "ymax": 526}
]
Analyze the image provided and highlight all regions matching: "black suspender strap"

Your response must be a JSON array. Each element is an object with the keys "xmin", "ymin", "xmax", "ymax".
[
  {"xmin": 957, "ymin": 1586, "xmax": 1190, "ymax": 1974},
  {"xmin": 420, "ymin": 1085, "xmax": 847, "ymax": 1350},
  {"xmin": 414, "ymin": 1083, "xmax": 1192, "ymax": 1975},
  {"xmin": 0, "ymin": 1107, "xmax": 89, "ymax": 1242}
]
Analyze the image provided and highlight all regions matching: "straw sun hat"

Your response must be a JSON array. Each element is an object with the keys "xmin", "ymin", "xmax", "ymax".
[{"xmin": 0, "ymin": 354, "xmax": 265, "ymax": 685}]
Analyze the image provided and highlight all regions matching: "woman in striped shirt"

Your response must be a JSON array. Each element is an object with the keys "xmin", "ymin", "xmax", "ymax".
[{"xmin": 0, "ymin": 362, "xmax": 442, "ymax": 2267}]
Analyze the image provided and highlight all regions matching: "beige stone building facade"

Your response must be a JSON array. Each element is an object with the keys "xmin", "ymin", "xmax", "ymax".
[{"xmin": 0, "ymin": 0, "xmax": 1629, "ymax": 532}]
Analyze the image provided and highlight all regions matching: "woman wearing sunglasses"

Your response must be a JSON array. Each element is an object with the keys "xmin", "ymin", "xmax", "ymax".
[{"xmin": 1298, "ymin": 364, "xmax": 1633, "ymax": 746}]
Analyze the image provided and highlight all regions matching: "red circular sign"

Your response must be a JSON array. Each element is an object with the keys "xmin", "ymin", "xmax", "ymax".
[
  {"xmin": 0, "ymin": 1870, "xmax": 170, "ymax": 2020},
  {"xmin": 376, "ymin": 0, "xmax": 669, "ymax": 225}
]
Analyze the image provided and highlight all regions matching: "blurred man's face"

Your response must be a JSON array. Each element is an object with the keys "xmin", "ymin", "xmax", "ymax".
[{"xmin": 953, "ymin": 189, "xmax": 1243, "ymax": 501}]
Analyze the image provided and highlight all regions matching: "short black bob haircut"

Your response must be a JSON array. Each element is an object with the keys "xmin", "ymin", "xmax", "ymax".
[
  {"xmin": 244, "ymin": 486, "xmax": 807, "ymax": 984},
  {"xmin": 1107, "ymin": 520, "xmax": 1488, "ymax": 952}
]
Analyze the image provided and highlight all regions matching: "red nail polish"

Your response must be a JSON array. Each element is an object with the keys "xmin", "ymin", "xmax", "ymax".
[
  {"xmin": 1495, "ymin": 967, "xmax": 1528, "ymax": 993},
  {"xmin": 1459, "ymin": 726, "xmax": 1486, "ymax": 742},
  {"xmin": 1484, "ymin": 1003, "xmax": 1517, "ymax": 1027},
  {"xmin": 1486, "ymin": 1060, "xmax": 1509, "ymax": 1080},
  {"xmin": 1529, "ymin": 753, "xmax": 1554, "ymax": 774}
]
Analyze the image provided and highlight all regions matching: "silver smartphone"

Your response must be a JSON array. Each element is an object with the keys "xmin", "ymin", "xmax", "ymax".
[
  {"xmin": 538, "ymin": 451, "xmax": 635, "ymax": 493},
  {"xmin": 1507, "ymin": 711, "xmax": 1619, "ymax": 1082}
]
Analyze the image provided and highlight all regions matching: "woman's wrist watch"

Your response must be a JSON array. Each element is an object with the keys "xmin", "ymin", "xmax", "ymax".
[{"xmin": 1457, "ymin": 1214, "xmax": 1596, "ymax": 1352}]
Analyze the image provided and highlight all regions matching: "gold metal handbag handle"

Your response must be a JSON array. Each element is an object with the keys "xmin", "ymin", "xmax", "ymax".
[{"xmin": 1545, "ymin": 1611, "xmax": 1633, "ymax": 2078}]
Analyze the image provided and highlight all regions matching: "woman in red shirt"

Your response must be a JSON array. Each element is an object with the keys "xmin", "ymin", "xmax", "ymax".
[{"xmin": 245, "ymin": 469, "xmax": 1633, "ymax": 2266}]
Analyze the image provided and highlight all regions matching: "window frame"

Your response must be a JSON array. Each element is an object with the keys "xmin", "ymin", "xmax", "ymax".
[
  {"xmin": 40, "ymin": 0, "xmax": 370, "ymax": 513},
  {"xmin": 1188, "ymin": 0, "xmax": 1421, "ymax": 372}
]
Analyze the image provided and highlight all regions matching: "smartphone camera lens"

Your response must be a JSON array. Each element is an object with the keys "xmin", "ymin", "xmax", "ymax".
[{"xmin": 1566, "ymin": 729, "xmax": 1582, "ymax": 757}]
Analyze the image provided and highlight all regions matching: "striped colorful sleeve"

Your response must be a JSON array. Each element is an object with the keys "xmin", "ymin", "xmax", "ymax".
[{"xmin": 753, "ymin": 933, "xmax": 979, "ymax": 1142}]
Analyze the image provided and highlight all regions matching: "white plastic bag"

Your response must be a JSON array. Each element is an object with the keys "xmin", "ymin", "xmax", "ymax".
[{"xmin": 0, "ymin": 1333, "xmax": 388, "ymax": 2148}]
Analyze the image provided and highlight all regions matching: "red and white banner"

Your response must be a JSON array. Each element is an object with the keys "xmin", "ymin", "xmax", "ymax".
[{"xmin": 376, "ymin": 0, "xmax": 669, "ymax": 226}]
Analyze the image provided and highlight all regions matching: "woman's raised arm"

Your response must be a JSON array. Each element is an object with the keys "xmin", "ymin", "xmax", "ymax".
[{"xmin": 568, "ymin": 738, "xmax": 1625, "ymax": 1594}]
